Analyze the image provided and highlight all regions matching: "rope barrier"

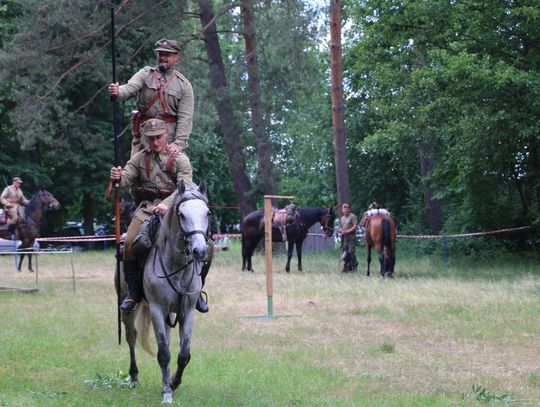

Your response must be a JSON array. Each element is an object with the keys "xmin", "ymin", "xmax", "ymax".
[
  {"xmin": 29, "ymin": 225, "xmax": 531, "ymax": 244},
  {"xmin": 397, "ymin": 226, "xmax": 531, "ymax": 239}
]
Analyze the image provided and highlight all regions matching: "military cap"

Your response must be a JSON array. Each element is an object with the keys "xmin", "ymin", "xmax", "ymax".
[
  {"xmin": 12, "ymin": 177, "xmax": 22, "ymax": 183},
  {"xmin": 142, "ymin": 119, "xmax": 167, "ymax": 137},
  {"xmin": 154, "ymin": 38, "xmax": 180, "ymax": 53}
]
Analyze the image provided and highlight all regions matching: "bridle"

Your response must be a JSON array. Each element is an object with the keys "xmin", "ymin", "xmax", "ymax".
[
  {"xmin": 320, "ymin": 209, "xmax": 335, "ymax": 237},
  {"xmin": 152, "ymin": 193, "xmax": 210, "ymax": 296}
]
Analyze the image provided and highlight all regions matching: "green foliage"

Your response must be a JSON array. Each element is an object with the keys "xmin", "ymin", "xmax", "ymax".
[
  {"xmin": 461, "ymin": 383, "xmax": 513, "ymax": 403},
  {"xmin": 344, "ymin": 0, "xmax": 540, "ymax": 243},
  {"xmin": 84, "ymin": 370, "xmax": 133, "ymax": 390}
]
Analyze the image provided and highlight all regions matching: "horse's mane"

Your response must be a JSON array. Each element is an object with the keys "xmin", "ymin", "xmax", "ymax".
[
  {"xmin": 24, "ymin": 190, "xmax": 41, "ymax": 218},
  {"xmin": 156, "ymin": 185, "xmax": 208, "ymax": 248}
]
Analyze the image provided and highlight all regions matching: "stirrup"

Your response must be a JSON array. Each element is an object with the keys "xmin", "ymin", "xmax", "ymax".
[
  {"xmin": 120, "ymin": 297, "xmax": 137, "ymax": 312},
  {"xmin": 196, "ymin": 291, "xmax": 209, "ymax": 313}
]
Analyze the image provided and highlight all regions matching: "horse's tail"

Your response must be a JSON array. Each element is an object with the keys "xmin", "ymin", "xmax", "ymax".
[
  {"xmin": 134, "ymin": 304, "xmax": 155, "ymax": 356},
  {"xmin": 382, "ymin": 218, "xmax": 396, "ymax": 275},
  {"xmin": 382, "ymin": 219, "xmax": 392, "ymax": 254}
]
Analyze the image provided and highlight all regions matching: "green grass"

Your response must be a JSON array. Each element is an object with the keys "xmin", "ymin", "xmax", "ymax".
[{"xmin": 0, "ymin": 245, "xmax": 539, "ymax": 406}]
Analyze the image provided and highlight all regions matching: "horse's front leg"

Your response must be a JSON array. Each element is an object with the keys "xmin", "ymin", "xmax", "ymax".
[
  {"xmin": 171, "ymin": 308, "xmax": 196, "ymax": 391},
  {"xmin": 296, "ymin": 241, "xmax": 303, "ymax": 272},
  {"xmin": 150, "ymin": 305, "xmax": 173, "ymax": 403},
  {"xmin": 16, "ymin": 253, "xmax": 25, "ymax": 272},
  {"xmin": 285, "ymin": 240, "xmax": 294, "ymax": 273},
  {"xmin": 28, "ymin": 253, "xmax": 33, "ymax": 272}
]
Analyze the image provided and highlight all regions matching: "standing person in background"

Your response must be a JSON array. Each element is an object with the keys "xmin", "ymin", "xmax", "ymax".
[
  {"xmin": 108, "ymin": 38, "xmax": 194, "ymax": 157},
  {"xmin": 337, "ymin": 203, "xmax": 358, "ymax": 273}
]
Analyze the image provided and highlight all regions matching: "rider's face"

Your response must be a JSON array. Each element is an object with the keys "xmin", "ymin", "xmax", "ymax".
[{"xmin": 147, "ymin": 132, "xmax": 167, "ymax": 153}]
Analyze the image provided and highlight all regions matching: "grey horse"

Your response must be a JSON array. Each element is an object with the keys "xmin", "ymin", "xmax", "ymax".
[{"xmin": 116, "ymin": 181, "xmax": 210, "ymax": 403}]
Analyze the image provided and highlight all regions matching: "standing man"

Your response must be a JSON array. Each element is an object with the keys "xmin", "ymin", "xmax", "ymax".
[
  {"xmin": 110, "ymin": 119, "xmax": 202, "ymax": 311},
  {"xmin": 108, "ymin": 38, "xmax": 194, "ymax": 157},
  {"xmin": 337, "ymin": 203, "xmax": 358, "ymax": 273},
  {"xmin": 1, "ymin": 177, "xmax": 29, "ymax": 235}
]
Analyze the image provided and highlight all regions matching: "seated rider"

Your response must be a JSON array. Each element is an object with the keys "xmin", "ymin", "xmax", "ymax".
[
  {"xmin": 110, "ymin": 118, "xmax": 210, "ymax": 313},
  {"xmin": 0, "ymin": 177, "xmax": 30, "ymax": 236}
]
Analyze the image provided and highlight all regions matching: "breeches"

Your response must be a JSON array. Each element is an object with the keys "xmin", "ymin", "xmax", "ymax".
[
  {"xmin": 124, "ymin": 217, "xmax": 144, "ymax": 261},
  {"xmin": 6, "ymin": 207, "xmax": 20, "ymax": 223},
  {"xmin": 343, "ymin": 237, "xmax": 357, "ymax": 265}
]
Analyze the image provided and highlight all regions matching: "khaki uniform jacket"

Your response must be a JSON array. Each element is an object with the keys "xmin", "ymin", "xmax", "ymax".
[
  {"xmin": 118, "ymin": 66, "xmax": 194, "ymax": 152},
  {"xmin": 119, "ymin": 149, "xmax": 193, "ymax": 223},
  {"xmin": 1, "ymin": 185, "xmax": 29, "ymax": 208},
  {"xmin": 340, "ymin": 213, "xmax": 358, "ymax": 240}
]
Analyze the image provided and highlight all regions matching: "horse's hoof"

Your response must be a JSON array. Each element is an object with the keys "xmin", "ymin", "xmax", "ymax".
[
  {"xmin": 161, "ymin": 393, "xmax": 173, "ymax": 404},
  {"xmin": 29, "ymin": 269, "xmax": 34, "ymax": 273},
  {"xmin": 16, "ymin": 268, "xmax": 21, "ymax": 273}
]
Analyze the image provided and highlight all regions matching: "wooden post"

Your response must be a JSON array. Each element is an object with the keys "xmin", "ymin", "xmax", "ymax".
[{"xmin": 263, "ymin": 195, "xmax": 294, "ymax": 317}]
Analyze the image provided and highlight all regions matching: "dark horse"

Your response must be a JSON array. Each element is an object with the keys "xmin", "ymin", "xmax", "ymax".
[
  {"xmin": 241, "ymin": 206, "xmax": 336, "ymax": 272},
  {"xmin": 0, "ymin": 188, "xmax": 60, "ymax": 272},
  {"xmin": 365, "ymin": 214, "xmax": 397, "ymax": 277}
]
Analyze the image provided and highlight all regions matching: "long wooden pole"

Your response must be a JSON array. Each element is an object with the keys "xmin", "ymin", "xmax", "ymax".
[
  {"xmin": 110, "ymin": 1, "xmax": 122, "ymax": 345},
  {"xmin": 263, "ymin": 195, "xmax": 294, "ymax": 317}
]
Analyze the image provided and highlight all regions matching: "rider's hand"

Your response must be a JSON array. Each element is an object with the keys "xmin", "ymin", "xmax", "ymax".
[
  {"xmin": 166, "ymin": 144, "xmax": 180, "ymax": 157},
  {"xmin": 108, "ymin": 82, "xmax": 120, "ymax": 96},
  {"xmin": 153, "ymin": 203, "xmax": 168, "ymax": 215},
  {"xmin": 110, "ymin": 166, "xmax": 122, "ymax": 181}
]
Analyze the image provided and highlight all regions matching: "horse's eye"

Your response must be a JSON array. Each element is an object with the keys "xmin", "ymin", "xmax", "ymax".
[{"xmin": 179, "ymin": 212, "xmax": 186, "ymax": 220}]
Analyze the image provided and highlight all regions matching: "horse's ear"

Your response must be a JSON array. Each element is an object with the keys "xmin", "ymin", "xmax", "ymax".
[
  {"xmin": 199, "ymin": 181, "xmax": 207, "ymax": 195},
  {"xmin": 178, "ymin": 180, "xmax": 186, "ymax": 195}
]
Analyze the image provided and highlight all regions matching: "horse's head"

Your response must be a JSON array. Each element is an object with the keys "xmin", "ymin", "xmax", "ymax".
[
  {"xmin": 120, "ymin": 197, "xmax": 136, "ymax": 227},
  {"xmin": 176, "ymin": 181, "xmax": 210, "ymax": 262},
  {"xmin": 320, "ymin": 206, "xmax": 336, "ymax": 237},
  {"xmin": 38, "ymin": 188, "xmax": 61, "ymax": 210}
]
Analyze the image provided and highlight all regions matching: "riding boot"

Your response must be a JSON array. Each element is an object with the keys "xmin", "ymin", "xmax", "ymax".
[
  {"xmin": 120, "ymin": 260, "xmax": 141, "ymax": 312},
  {"xmin": 196, "ymin": 260, "xmax": 210, "ymax": 313},
  {"xmin": 8, "ymin": 223, "xmax": 16, "ymax": 237}
]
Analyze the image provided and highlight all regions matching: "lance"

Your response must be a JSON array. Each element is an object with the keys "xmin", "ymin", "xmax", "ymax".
[{"xmin": 110, "ymin": 1, "xmax": 122, "ymax": 346}]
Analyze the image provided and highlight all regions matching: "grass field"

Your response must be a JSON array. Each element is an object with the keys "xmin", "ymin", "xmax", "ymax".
[{"xmin": 1, "ymin": 242, "xmax": 539, "ymax": 406}]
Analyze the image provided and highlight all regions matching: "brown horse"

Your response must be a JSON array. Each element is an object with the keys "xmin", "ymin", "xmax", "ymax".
[
  {"xmin": 0, "ymin": 188, "xmax": 60, "ymax": 272},
  {"xmin": 365, "ymin": 214, "xmax": 396, "ymax": 277}
]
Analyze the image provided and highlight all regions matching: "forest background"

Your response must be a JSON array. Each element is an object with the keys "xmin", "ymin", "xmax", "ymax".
[{"xmin": 0, "ymin": 0, "xmax": 538, "ymax": 256}]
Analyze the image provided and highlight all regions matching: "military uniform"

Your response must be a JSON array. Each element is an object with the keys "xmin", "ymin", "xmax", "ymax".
[
  {"xmin": 340, "ymin": 212, "xmax": 358, "ymax": 272},
  {"xmin": 0, "ymin": 177, "xmax": 29, "ymax": 225},
  {"xmin": 119, "ymin": 141, "xmax": 193, "ymax": 262},
  {"xmin": 116, "ymin": 39, "xmax": 194, "ymax": 156}
]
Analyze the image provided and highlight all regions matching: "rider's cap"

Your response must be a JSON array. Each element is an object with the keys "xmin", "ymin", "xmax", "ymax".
[
  {"xmin": 12, "ymin": 177, "xmax": 22, "ymax": 183},
  {"xmin": 154, "ymin": 38, "xmax": 180, "ymax": 53},
  {"xmin": 142, "ymin": 119, "xmax": 167, "ymax": 137}
]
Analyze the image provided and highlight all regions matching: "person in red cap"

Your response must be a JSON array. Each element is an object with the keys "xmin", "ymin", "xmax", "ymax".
[
  {"xmin": 1, "ymin": 176, "xmax": 29, "ymax": 235},
  {"xmin": 108, "ymin": 38, "xmax": 194, "ymax": 157}
]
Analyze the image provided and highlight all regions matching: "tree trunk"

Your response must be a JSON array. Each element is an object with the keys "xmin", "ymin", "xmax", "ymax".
[
  {"xmin": 418, "ymin": 143, "xmax": 443, "ymax": 233},
  {"xmin": 330, "ymin": 0, "xmax": 350, "ymax": 205},
  {"xmin": 241, "ymin": 0, "xmax": 277, "ymax": 197},
  {"xmin": 82, "ymin": 192, "xmax": 94, "ymax": 236},
  {"xmin": 198, "ymin": 0, "xmax": 255, "ymax": 218},
  {"xmin": 413, "ymin": 39, "xmax": 442, "ymax": 233}
]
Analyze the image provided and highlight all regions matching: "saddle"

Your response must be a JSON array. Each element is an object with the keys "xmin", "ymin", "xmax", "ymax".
[{"xmin": 360, "ymin": 208, "xmax": 390, "ymax": 228}]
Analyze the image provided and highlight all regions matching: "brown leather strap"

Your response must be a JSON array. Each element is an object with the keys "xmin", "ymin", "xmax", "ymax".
[
  {"xmin": 154, "ymin": 70, "xmax": 170, "ymax": 114},
  {"xmin": 166, "ymin": 154, "xmax": 175, "ymax": 173},
  {"xmin": 145, "ymin": 152, "xmax": 152, "ymax": 180},
  {"xmin": 141, "ymin": 114, "xmax": 176, "ymax": 123}
]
